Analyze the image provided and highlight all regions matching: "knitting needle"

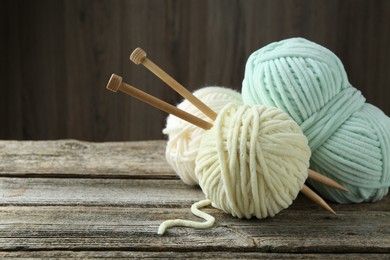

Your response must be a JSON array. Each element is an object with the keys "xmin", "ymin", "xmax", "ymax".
[
  {"xmin": 130, "ymin": 47, "xmax": 218, "ymax": 121},
  {"xmin": 301, "ymin": 185, "xmax": 336, "ymax": 215},
  {"xmin": 106, "ymin": 74, "xmax": 337, "ymax": 215},
  {"xmin": 308, "ymin": 169, "xmax": 348, "ymax": 192},
  {"xmin": 106, "ymin": 74, "xmax": 213, "ymax": 130}
]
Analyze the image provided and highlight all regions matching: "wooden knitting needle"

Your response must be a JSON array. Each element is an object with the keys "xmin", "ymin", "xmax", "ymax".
[
  {"xmin": 308, "ymin": 169, "xmax": 348, "ymax": 192},
  {"xmin": 130, "ymin": 47, "xmax": 218, "ymax": 121},
  {"xmin": 106, "ymin": 74, "xmax": 213, "ymax": 130},
  {"xmin": 301, "ymin": 185, "xmax": 336, "ymax": 215},
  {"xmin": 106, "ymin": 74, "xmax": 337, "ymax": 215}
]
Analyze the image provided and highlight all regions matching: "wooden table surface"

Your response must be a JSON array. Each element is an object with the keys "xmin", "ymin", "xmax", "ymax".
[{"xmin": 0, "ymin": 140, "xmax": 389, "ymax": 259}]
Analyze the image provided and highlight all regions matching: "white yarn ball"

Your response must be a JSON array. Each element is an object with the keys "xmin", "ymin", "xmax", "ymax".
[
  {"xmin": 163, "ymin": 87, "xmax": 243, "ymax": 185},
  {"xmin": 195, "ymin": 103, "xmax": 311, "ymax": 219}
]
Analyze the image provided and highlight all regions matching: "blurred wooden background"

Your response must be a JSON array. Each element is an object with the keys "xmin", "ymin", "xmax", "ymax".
[{"xmin": 1, "ymin": 0, "xmax": 389, "ymax": 141}]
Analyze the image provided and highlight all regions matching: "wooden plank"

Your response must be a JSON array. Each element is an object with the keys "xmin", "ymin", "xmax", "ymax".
[
  {"xmin": 0, "ymin": 205, "xmax": 389, "ymax": 253},
  {"xmin": 1, "ymin": 177, "xmax": 389, "ymax": 211},
  {"xmin": 0, "ymin": 178, "xmax": 203, "ymax": 206},
  {"xmin": 0, "ymin": 0, "xmax": 66, "ymax": 140},
  {"xmin": 0, "ymin": 1, "xmax": 24, "ymax": 140},
  {"xmin": 0, "ymin": 251, "xmax": 387, "ymax": 259},
  {"xmin": 0, "ymin": 140, "xmax": 174, "ymax": 177},
  {"xmin": 63, "ymin": 0, "xmax": 132, "ymax": 141}
]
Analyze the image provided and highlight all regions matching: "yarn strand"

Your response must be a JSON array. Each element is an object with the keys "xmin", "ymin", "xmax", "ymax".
[{"xmin": 157, "ymin": 199, "xmax": 215, "ymax": 235}]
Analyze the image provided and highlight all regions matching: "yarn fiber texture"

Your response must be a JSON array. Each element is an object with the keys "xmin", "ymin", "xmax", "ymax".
[
  {"xmin": 242, "ymin": 37, "xmax": 390, "ymax": 203},
  {"xmin": 195, "ymin": 103, "xmax": 311, "ymax": 219},
  {"xmin": 164, "ymin": 86, "xmax": 242, "ymax": 185}
]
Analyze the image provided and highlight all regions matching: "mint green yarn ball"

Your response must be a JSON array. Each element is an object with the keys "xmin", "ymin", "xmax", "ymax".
[{"xmin": 242, "ymin": 38, "xmax": 390, "ymax": 203}]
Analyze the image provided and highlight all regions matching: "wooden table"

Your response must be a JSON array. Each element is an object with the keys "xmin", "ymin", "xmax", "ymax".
[{"xmin": 0, "ymin": 140, "xmax": 389, "ymax": 258}]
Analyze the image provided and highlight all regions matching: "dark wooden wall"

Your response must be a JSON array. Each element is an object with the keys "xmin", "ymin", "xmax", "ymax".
[{"xmin": 1, "ymin": 0, "xmax": 389, "ymax": 141}]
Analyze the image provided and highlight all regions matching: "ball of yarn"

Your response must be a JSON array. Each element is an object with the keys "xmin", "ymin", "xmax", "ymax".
[
  {"xmin": 242, "ymin": 37, "xmax": 390, "ymax": 203},
  {"xmin": 195, "ymin": 103, "xmax": 311, "ymax": 219},
  {"xmin": 164, "ymin": 86, "xmax": 242, "ymax": 185}
]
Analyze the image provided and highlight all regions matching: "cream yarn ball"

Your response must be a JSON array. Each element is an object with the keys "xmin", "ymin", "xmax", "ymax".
[
  {"xmin": 195, "ymin": 103, "xmax": 311, "ymax": 219},
  {"xmin": 163, "ymin": 87, "xmax": 243, "ymax": 185}
]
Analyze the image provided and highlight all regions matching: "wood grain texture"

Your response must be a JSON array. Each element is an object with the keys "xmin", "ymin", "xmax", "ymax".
[
  {"xmin": 0, "ymin": 252, "xmax": 387, "ymax": 259},
  {"xmin": 0, "ymin": 139, "xmax": 173, "ymax": 177},
  {"xmin": 1, "ymin": 0, "xmax": 390, "ymax": 141},
  {"xmin": 0, "ymin": 140, "xmax": 389, "ymax": 257},
  {"xmin": 0, "ymin": 205, "xmax": 389, "ymax": 253}
]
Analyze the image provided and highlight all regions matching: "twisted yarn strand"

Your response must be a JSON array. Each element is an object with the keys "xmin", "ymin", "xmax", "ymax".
[{"xmin": 157, "ymin": 199, "xmax": 214, "ymax": 235}]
